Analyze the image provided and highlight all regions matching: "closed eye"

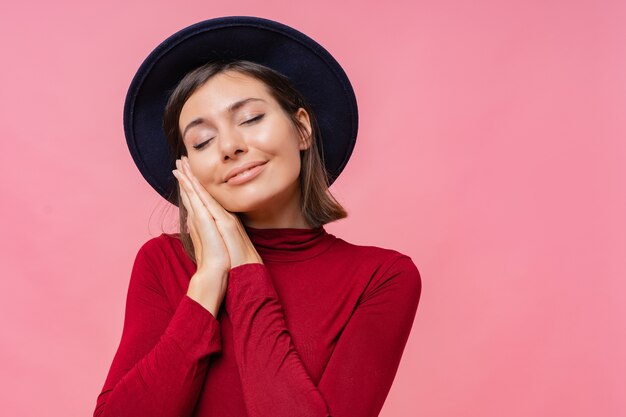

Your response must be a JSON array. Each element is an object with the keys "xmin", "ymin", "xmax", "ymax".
[
  {"xmin": 192, "ymin": 114, "xmax": 265, "ymax": 150},
  {"xmin": 193, "ymin": 138, "xmax": 214, "ymax": 150},
  {"xmin": 242, "ymin": 114, "xmax": 264, "ymax": 125}
]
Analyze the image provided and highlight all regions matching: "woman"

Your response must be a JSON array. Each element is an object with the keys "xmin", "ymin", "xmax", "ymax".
[{"xmin": 94, "ymin": 16, "xmax": 421, "ymax": 417}]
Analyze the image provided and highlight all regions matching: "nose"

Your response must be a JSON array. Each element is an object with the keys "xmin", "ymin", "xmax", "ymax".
[{"xmin": 218, "ymin": 125, "xmax": 248, "ymax": 160}]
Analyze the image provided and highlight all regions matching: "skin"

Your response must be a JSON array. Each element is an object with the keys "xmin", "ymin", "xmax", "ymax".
[
  {"xmin": 178, "ymin": 70, "xmax": 313, "ymax": 228},
  {"xmin": 171, "ymin": 70, "xmax": 314, "ymax": 316}
]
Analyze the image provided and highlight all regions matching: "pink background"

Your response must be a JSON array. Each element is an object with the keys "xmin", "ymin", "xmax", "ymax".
[{"xmin": 1, "ymin": 1, "xmax": 625, "ymax": 416}]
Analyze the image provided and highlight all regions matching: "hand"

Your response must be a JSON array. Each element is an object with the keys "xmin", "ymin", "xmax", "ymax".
[{"xmin": 172, "ymin": 155, "xmax": 263, "ymax": 276}]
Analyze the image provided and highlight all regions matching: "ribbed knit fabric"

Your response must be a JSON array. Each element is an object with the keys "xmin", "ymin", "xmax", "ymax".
[{"xmin": 94, "ymin": 225, "xmax": 421, "ymax": 417}]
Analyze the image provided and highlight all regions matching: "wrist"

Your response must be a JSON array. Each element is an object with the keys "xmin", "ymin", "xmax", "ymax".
[{"xmin": 187, "ymin": 272, "xmax": 227, "ymax": 316}]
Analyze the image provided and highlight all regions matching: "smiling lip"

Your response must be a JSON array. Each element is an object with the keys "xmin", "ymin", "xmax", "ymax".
[
  {"xmin": 225, "ymin": 161, "xmax": 267, "ymax": 185},
  {"xmin": 224, "ymin": 161, "xmax": 267, "ymax": 183}
]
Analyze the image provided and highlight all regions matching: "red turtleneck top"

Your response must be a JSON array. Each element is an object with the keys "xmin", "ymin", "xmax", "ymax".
[{"xmin": 93, "ymin": 226, "xmax": 421, "ymax": 417}]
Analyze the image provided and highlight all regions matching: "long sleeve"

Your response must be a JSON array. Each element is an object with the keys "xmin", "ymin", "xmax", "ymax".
[
  {"xmin": 93, "ymin": 240, "xmax": 223, "ymax": 417},
  {"xmin": 224, "ymin": 255, "xmax": 421, "ymax": 417}
]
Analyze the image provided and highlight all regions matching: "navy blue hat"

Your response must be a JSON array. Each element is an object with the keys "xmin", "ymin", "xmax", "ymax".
[{"xmin": 124, "ymin": 15, "xmax": 359, "ymax": 206}]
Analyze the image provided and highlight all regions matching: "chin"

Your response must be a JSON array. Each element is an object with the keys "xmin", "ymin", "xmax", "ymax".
[
  {"xmin": 223, "ymin": 198, "xmax": 273, "ymax": 214},
  {"xmin": 215, "ymin": 175, "xmax": 298, "ymax": 213},
  {"xmin": 214, "ymin": 187, "xmax": 276, "ymax": 213}
]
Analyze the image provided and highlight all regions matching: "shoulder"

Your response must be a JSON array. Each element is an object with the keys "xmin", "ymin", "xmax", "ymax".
[
  {"xmin": 329, "ymin": 235, "xmax": 422, "ymax": 290},
  {"xmin": 326, "ymin": 236, "xmax": 422, "ymax": 317},
  {"xmin": 129, "ymin": 233, "xmax": 192, "ymax": 293},
  {"xmin": 133, "ymin": 232, "xmax": 185, "ymax": 268},
  {"xmin": 330, "ymin": 234, "xmax": 418, "ymax": 268}
]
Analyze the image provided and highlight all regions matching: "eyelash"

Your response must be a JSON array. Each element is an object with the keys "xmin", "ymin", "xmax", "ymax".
[{"xmin": 192, "ymin": 114, "xmax": 265, "ymax": 150}]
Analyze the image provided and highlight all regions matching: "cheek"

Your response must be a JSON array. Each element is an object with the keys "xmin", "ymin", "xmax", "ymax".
[
  {"xmin": 256, "ymin": 115, "xmax": 300, "ymax": 150},
  {"xmin": 189, "ymin": 162, "xmax": 221, "ymax": 188},
  {"xmin": 268, "ymin": 130, "xmax": 304, "ymax": 179},
  {"xmin": 272, "ymin": 148, "xmax": 302, "ymax": 184}
]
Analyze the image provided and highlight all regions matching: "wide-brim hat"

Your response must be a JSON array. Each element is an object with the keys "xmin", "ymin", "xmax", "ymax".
[{"xmin": 123, "ymin": 15, "xmax": 359, "ymax": 206}]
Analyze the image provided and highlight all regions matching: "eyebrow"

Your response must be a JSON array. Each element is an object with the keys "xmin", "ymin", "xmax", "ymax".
[{"xmin": 181, "ymin": 97, "xmax": 266, "ymax": 140}]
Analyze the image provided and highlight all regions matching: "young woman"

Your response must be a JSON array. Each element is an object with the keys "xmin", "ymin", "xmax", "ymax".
[{"xmin": 94, "ymin": 16, "xmax": 421, "ymax": 417}]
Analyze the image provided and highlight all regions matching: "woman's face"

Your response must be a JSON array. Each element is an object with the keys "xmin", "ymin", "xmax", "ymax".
[{"xmin": 178, "ymin": 70, "xmax": 312, "ymax": 215}]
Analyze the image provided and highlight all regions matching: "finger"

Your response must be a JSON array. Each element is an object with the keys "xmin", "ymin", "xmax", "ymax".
[
  {"xmin": 179, "ymin": 180, "xmax": 196, "ymax": 232},
  {"xmin": 175, "ymin": 164, "xmax": 223, "ymax": 253},
  {"xmin": 175, "ymin": 162, "xmax": 216, "ymax": 225},
  {"xmin": 179, "ymin": 159, "xmax": 247, "ymax": 265},
  {"xmin": 181, "ymin": 156, "xmax": 232, "ymax": 225},
  {"xmin": 181, "ymin": 158, "xmax": 246, "ymax": 241},
  {"xmin": 187, "ymin": 216, "xmax": 203, "ymax": 264},
  {"xmin": 176, "ymin": 171, "xmax": 205, "ymax": 264},
  {"xmin": 231, "ymin": 211, "xmax": 249, "ymax": 241},
  {"xmin": 175, "ymin": 170, "xmax": 201, "ymax": 249},
  {"xmin": 173, "ymin": 169, "xmax": 195, "ymax": 218}
]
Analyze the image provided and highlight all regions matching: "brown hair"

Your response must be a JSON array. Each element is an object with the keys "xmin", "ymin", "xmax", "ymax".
[{"xmin": 161, "ymin": 59, "xmax": 348, "ymax": 264}]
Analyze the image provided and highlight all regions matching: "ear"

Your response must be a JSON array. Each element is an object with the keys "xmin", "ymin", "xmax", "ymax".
[{"xmin": 295, "ymin": 108, "xmax": 313, "ymax": 151}]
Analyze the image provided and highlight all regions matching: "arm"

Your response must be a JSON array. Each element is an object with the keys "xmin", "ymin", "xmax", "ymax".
[
  {"xmin": 316, "ymin": 255, "xmax": 421, "ymax": 416},
  {"xmin": 93, "ymin": 240, "xmax": 222, "ymax": 417},
  {"xmin": 225, "ymin": 255, "xmax": 422, "ymax": 417}
]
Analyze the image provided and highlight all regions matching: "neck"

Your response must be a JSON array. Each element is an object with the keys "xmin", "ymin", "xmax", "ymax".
[{"xmin": 242, "ymin": 223, "xmax": 336, "ymax": 262}]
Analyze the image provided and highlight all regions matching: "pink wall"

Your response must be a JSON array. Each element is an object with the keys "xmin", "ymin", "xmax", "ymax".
[{"xmin": 1, "ymin": 0, "xmax": 624, "ymax": 416}]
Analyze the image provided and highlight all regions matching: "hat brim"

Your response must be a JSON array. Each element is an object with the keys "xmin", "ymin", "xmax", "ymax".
[{"xmin": 124, "ymin": 15, "xmax": 359, "ymax": 206}]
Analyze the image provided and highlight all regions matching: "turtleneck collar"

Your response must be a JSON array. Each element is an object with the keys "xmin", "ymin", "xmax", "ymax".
[{"xmin": 243, "ymin": 224, "xmax": 336, "ymax": 262}]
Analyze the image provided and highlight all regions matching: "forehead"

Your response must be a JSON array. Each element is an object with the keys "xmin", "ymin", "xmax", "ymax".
[{"xmin": 184, "ymin": 71, "xmax": 270, "ymax": 110}]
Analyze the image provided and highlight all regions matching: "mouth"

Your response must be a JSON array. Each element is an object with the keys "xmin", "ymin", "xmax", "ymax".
[{"xmin": 225, "ymin": 161, "xmax": 268, "ymax": 185}]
